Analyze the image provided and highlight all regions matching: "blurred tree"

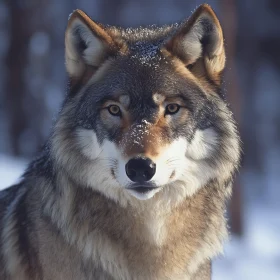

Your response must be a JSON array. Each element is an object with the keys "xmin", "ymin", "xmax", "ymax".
[
  {"xmin": 100, "ymin": 0, "xmax": 126, "ymax": 25},
  {"xmin": 221, "ymin": 0, "xmax": 243, "ymax": 236},
  {"xmin": 5, "ymin": 0, "xmax": 52, "ymax": 157},
  {"xmin": 5, "ymin": 0, "xmax": 30, "ymax": 156}
]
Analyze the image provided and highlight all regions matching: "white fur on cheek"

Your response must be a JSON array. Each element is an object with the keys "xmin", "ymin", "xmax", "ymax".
[
  {"xmin": 76, "ymin": 128, "xmax": 131, "ymax": 184},
  {"xmin": 178, "ymin": 128, "xmax": 219, "ymax": 196},
  {"xmin": 76, "ymin": 128, "xmax": 103, "ymax": 160},
  {"xmin": 75, "ymin": 130, "xmax": 116, "ymax": 181},
  {"xmin": 76, "ymin": 128, "xmax": 128, "ymax": 187},
  {"xmin": 76, "ymin": 128, "xmax": 122, "ymax": 162},
  {"xmin": 151, "ymin": 137, "xmax": 188, "ymax": 186},
  {"xmin": 186, "ymin": 128, "xmax": 218, "ymax": 160}
]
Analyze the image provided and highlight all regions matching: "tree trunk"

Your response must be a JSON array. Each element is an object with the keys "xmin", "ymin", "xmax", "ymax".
[
  {"xmin": 5, "ymin": 0, "xmax": 31, "ymax": 156},
  {"xmin": 220, "ymin": 0, "xmax": 243, "ymax": 236}
]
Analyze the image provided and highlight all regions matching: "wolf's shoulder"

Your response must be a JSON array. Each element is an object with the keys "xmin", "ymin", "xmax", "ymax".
[{"xmin": 0, "ymin": 184, "xmax": 23, "ymax": 216}]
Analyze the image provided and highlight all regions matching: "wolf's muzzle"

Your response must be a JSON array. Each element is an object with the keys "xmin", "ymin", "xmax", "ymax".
[{"xmin": 125, "ymin": 157, "xmax": 156, "ymax": 183}]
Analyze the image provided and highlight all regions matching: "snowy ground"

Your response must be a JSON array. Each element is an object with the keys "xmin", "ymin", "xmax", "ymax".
[
  {"xmin": 213, "ymin": 204, "xmax": 280, "ymax": 280},
  {"xmin": 0, "ymin": 154, "xmax": 279, "ymax": 280},
  {"xmin": 0, "ymin": 155, "xmax": 27, "ymax": 188}
]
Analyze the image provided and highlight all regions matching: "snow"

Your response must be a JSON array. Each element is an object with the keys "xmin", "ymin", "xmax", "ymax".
[
  {"xmin": 213, "ymin": 204, "xmax": 280, "ymax": 280},
  {"xmin": 0, "ymin": 154, "xmax": 279, "ymax": 280},
  {"xmin": 0, "ymin": 155, "xmax": 26, "ymax": 190}
]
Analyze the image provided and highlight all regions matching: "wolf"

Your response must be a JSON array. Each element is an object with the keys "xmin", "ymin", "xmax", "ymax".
[{"xmin": 0, "ymin": 4, "xmax": 240, "ymax": 280}]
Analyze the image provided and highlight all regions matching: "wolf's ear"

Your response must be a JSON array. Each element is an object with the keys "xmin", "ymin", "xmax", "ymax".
[
  {"xmin": 65, "ymin": 10, "xmax": 119, "ymax": 79},
  {"xmin": 165, "ymin": 4, "xmax": 225, "ymax": 85}
]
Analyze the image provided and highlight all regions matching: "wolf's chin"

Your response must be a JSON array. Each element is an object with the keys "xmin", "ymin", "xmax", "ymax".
[{"xmin": 126, "ymin": 188, "xmax": 161, "ymax": 200}]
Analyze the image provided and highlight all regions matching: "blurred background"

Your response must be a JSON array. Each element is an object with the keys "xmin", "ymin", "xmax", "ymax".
[{"xmin": 0, "ymin": 0, "xmax": 280, "ymax": 279}]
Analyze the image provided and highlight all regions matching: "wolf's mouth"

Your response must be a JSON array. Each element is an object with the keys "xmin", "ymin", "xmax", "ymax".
[{"xmin": 126, "ymin": 183, "xmax": 158, "ymax": 194}]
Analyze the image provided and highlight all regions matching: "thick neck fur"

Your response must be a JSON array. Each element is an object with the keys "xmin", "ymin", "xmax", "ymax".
[{"xmin": 32, "ymin": 160, "xmax": 228, "ymax": 279}]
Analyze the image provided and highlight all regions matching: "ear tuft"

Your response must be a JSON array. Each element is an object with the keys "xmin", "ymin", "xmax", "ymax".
[
  {"xmin": 65, "ymin": 10, "xmax": 116, "ymax": 79},
  {"xmin": 165, "ymin": 4, "xmax": 225, "ymax": 85}
]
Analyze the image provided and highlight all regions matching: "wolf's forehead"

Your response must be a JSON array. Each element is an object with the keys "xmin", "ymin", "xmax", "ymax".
[
  {"xmin": 119, "ymin": 95, "xmax": 130, "ymax": 107},
  {"xmin": 112, "ymin": 93, "xmax": 162, "ymax": 108},
  {"xmin": 130, "ymin": 46, "xmax": 159, "ymax": 66},
  {"xmin": 119, "ymin": 93, "xmax": 165, "ymax": 107}
]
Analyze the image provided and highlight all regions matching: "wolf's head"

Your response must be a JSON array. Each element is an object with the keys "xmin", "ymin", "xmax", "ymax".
[{"xmin": 51, "ymin": 4, "xmax": 240, "ymax": 204}]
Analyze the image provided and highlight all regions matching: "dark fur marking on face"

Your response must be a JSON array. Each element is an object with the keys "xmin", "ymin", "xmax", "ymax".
[
  {"xmin": 170, "ymin": 171, "xmax": 176, "ymax": 179},
  {"xmin": 110, "ymin": 169, "xmax": 116, "ymax": 179}
]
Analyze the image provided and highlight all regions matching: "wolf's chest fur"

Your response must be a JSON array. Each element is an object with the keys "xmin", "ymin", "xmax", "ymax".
[
  {"xmin": 35, "ymin": 178, "xmax": 225, "ymax": 280},
  {"xmin": 0, "ymin": 179, "xmax": 221, "ymax": 280}
]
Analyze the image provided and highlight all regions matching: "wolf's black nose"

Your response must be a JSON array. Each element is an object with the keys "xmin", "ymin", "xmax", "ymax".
[{"xmin": 125, "ymin": 157, "xmax": 156, "ymax": 182}]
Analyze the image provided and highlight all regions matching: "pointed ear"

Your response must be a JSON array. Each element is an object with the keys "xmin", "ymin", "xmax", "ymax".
[
  {"xmin": 165, "ymin": 4, "xmax": 225, "ymax": 85},
  {"xmin": 65, "ymin": 10, "xmax": 121, "ymax": 79}
]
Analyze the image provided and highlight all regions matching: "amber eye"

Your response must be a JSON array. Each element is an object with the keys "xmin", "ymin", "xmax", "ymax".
[
  {"xmin": 108, "ymin": 105, "xmax": 121, "ymax": 116},
  {"xmin": 165, "ymin": 104, "xmax": 180, "ymax": 115}
]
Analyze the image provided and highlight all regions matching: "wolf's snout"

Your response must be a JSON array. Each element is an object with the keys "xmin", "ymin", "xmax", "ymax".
[{"xmin": 125, "ymin": 157, "xmax": 156, "ymax": 182}]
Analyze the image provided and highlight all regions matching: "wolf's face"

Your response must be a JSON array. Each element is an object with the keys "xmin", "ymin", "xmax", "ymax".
[
  {"xmin": 73, "ymin": 60, "xmax": 209, "ymax": 200},
  {"xmin": 52, "ymin": 6, "xmax": 240, "ymax": 203}
]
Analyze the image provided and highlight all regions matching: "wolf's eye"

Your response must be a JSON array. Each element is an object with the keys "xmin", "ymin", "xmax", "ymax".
[
  {"xmin": 108, "ymin": 105, "xmax": 121, "ymax": 116},
  {"xmin": 186, "ymin": 63, "xmax": 194, "ymax": 71},
  {"xmin": 165, "ymin": 104, "xmax": 180, "ymax": 115}
]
